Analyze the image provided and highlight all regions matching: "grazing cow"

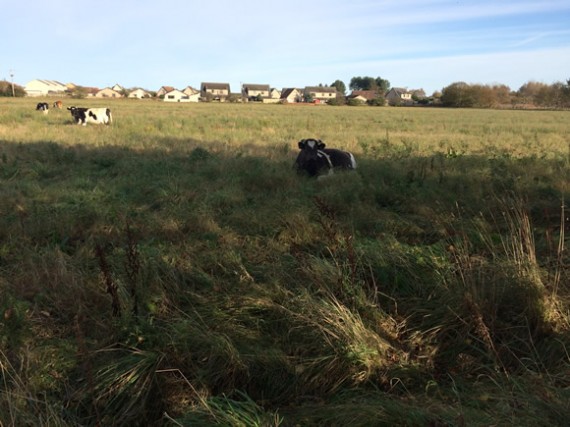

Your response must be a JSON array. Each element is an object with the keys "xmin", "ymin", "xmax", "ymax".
[
  {"xmin": 36, "ymin": 102, "xmax": 49, "ymax": 114},
  {"xmin": 67, "ymin": 106, "xmax": 112, "ymax": 126},
  {"xmin": 295, "ymin": 138, "xmax": 356, "ymax": 177},
  {"xmin": 53, "ymin": 100, "xmax": 63, "ymax": 109}
]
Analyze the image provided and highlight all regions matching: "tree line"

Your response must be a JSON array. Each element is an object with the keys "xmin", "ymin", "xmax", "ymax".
[
  {"xmin": 439, "ymin": 80, "xmax": 570, "ymax": 109},
  {"xmin": 329, "ymin": 76, "xmax": 570, "ymax": 109}
]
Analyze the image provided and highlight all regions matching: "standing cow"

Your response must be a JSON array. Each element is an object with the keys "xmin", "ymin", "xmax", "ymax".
[
  {"xmin": 294, "ymin": 138, "xmax": 356, "ymax": 177},
  {"xmin": 36, "ymin": 102, "xmax": 49, "ymax": 114},
  {"xmin": 67, "ymin": 106, "xmax": 112, "ymax": 126}
]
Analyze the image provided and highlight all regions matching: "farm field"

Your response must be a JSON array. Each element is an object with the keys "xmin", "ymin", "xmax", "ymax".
[{"xmin": 1, "ymin": 98, "xmax": 569, "ymax": 426}]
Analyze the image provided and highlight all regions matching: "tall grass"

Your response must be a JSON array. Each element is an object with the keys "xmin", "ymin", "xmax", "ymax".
[{"xmin": 1, "ymin": 98, "xmax": 569, "ymax": 425}]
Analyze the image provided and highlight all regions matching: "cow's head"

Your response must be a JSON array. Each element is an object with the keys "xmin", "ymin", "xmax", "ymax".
[
  {"xmin": 298, "ymin": 138, "xmax": 325, "ymax": 151},
  {"xmin": 295, "ymin": 138, "xmax": 331, "ymax": 177}
]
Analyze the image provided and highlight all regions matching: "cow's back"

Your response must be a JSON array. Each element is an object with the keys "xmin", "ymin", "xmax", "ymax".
[
  {"xmin": 86, "ymin": 108, "xmax": 112, "ymax": 124},
  {"xmin": 323, "ymin": 149, "xmax": 356, "ymax": 170}
]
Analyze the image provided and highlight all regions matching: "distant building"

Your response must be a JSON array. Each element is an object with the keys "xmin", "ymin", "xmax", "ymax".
[
  {"xmin": 163, "ymin": 89, "xmax": 199, "ymax": 102},
  {"xmin": 128, "ymin": 88, "xmax": 152, "ymax": 99},
  {"xmin": 111, "ymin": 83, "xmax": 125, "ymax": 92},
  {"xmin": 347, "ymin": 94, "xmax": 368, "ymax": 104},
  {"xmin": 349, "ymin": 90, "xmax": 380, "ymax": 102},
  {"xmin": 242, "ymin": 83, "xmax": 270, "ymax": 101},
  {"xmin": 182, "ymin": 86, "xmax": 200, "ymax": 97},
  {"xmin": 385, "ymin": 87, "xmax": 413, "ymax": 105},
  {"xmin": 200, "ymin": 82, "xmax": 231, "ymax": 101},
  {"xmin": 181, "ymin": 86, "xmax": 200, "ymax": 101},
  {"xmin": 280, "ymin": 88, "xmax": 303, "ymax": 103},
  {"xmin": 268, "ymin": 88, "xmax": 281, "ymax": 102},
  {"xmin": 156, "ymin": 86, "xmax": 175, "ymax": 98},
  {"xmin": 24, "ymin": 79, "xmax": 68, "ymax": 97},
  {"xmin": 304, "ymin": 86, "xmax": 337, "ymax": 103},
  {"xmin": 95, "ymin": 87, "xmax": 123, "ymax": 98}
]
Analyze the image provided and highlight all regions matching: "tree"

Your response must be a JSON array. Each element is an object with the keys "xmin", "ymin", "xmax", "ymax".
[
  {"xmin": 346, "ymin": 97, "xmax": 365, "ymax": 106},
  {"xmin": 330, "ymin": 79, "xmax": 346, "ymax": 95},
  {"xmin": 349, "ymin": 76, "xmax": 390, "ymax": 94},
  {"xmin": 440, "ymin": 82, "xmax": 476, "ymax": 107},
  {"xmin": 514, "ymin": 80, "xmax": 570, "ymax": 108},
  {"xmin": 367, "ymin": 97, "xmax": 385, "ymax": 106},
  {"xmin": 517, "ymin": 81, "xmax": 549, "ymax": 105},
  {"xmin": 68, "ymin": 86, "xmax": 89, "ymax": 99},
  {"xmin": 0, "ymin": 80, "xmax": 25, "ymax": 97},
  {"xmin": 328, "ymin": 96, "xmax": 346, "ymax": 106},
  {"xmin": 375, "ymin": 77, "xmax": 390, "ymax": 94},
  {"xmin": 562, "ymin": 79, "xmax": 570, "ymax": 107},
  {"xmin": 349, "ymin": 76, "xmax": 377, "ymax": 91}
]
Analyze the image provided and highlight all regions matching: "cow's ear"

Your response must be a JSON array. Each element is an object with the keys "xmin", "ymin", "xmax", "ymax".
[
  {"xmin": 317, "ymin": 139, "xmax": 326, "ymax": 149},
  {"xmin": 298, "ymin": 139, "xmax": 306, "ymax": 149}
]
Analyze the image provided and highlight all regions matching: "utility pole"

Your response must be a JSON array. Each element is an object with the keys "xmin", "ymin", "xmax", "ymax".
[{"xmin": 9, "ymin": 69, "xmax": 15, "ymax": 97}]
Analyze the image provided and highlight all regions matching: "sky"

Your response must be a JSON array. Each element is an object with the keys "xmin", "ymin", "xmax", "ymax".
[{"xmin": 2, "ymin": 0, "xmax": 570, "ymax": 95}]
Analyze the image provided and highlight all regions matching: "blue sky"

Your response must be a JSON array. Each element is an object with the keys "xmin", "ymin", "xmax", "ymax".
[{"xmin": 2, "ymin": 0, "xmax": 570, "ymax": 95}]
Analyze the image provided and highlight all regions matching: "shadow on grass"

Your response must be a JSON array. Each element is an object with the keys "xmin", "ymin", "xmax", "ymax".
[{"xmin": 1, "ymin": 138, "xmax": 569, "ymax": 425}]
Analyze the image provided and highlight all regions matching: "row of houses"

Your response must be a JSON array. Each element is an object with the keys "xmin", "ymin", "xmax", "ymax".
[
  {"xmin": 162, "ymin": 84, "xmax": 337, "ymax": 104},
  {"xmin": 24, "ymin": 80, "xmax": 150, "ymax": 99},
  {"xmin": 24, "ymin": 79, "xmax": 417, "ymax": 105}
]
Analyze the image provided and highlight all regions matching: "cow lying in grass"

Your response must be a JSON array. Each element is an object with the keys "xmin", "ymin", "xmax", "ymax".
[
  {"xmin": 295, "ymin": 138, "xmax": 356, "ymax": 177},
  {"xmin": 36, "ymin": 102, "xmax": 49, "ymax": 114},
  {"xmin": 67, "ymin": 106, "xmax": 112, "ymax": 126}
]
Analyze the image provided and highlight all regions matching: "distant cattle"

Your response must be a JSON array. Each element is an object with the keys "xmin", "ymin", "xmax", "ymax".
[
  {"xmin": 36, "ymin": 102, "xmax": 49, "ymax": 114},
  {"xmin": 53, "ymin": 100, "xmax": 63, "ymax": 109},
  {"xmin": 295, "ymin": 138, "xmax": 356, "ymax": 177},
  {"xmin": 67, "ymin": 106, "xmax": 112, "ymax": 126}
]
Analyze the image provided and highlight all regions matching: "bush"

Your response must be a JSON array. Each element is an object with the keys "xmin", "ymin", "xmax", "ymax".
[
  {"xmin": 367, "ymin": 97, "xmax": 385, "ymax": 106},
  {"xmin": 327, "ymin": 97, "xmax": 346, "ymax": 106},
  {"xmin": 0, "ymin": 81, "xmax": 25, "ymax": 97},
  {"xmin": 346, "ymin": 98, "xmax": 364, "ymax": 106}
]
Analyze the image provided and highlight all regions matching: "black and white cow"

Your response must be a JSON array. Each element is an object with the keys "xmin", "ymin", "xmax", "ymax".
[
  {"xmin": 36, "ymin": 102, "xmax": 49, "ymax": 114},
  {"xmin": 67, "ymin": 106, "xmax": 112, "ymax": 126},
  {"xmin": 294, "ymin": 138, "xmax": 356, "ymax": 177}
]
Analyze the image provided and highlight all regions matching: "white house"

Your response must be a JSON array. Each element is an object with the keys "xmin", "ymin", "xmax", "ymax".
[
  {"xmin": 24, "ymin": 79, "xmax": 68, "ymax": 97},
  {"xmin": 112, "ymin": 83, "xmax": 125, "ymax": 92},
  {"xmin": 182, "ymin": 86, "xmax": 200, "ymax": 102},
  {"xmin": 128, "ymin": 88, "xmax": 151, "ymax": 99},
  {"xmin": 163, "ymin": 89, "xmax": 195, "ymax": 102},
  {"xmin": 304, "ymin": 86, "xmax": 337, "ymax": 103},
  {"xmin": 156, "ymin": 86, "xmax": 175, "ymax": 98},
  {"xmin": 95, "ymin": 87, "xmax": 123, "ymax": 98},
  {"xmin": 270, "ymin": 88, "xmax": 281, "ymax": 99},
  {"xmin": 242, "ymin": 84, "xmax": 270, "ymax": 101},
  {"xmin": 385, "ymin": 88, "xmax": 413, "ymax": 105},
  {"xmin": 200, "ymin": 82, "xmax": 231, "ymax": 101},
  {"xmin": 280, "ymin": 88, "xmax": 303, "ymax": 103},
  {"xmin": 263, "ymin": 88, "xmax": 281, "ymax": 103}
]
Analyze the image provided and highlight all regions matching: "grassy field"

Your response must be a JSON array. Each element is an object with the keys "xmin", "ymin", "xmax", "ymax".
[{"xmin": 1, "ymin": 98, "xmax": 569, "ymax": 426}]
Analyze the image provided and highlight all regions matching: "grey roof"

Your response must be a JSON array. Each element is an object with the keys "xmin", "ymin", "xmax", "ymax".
[{"xmin": 242, "ymin": 84, "xmax": 270, "ymax": 91}]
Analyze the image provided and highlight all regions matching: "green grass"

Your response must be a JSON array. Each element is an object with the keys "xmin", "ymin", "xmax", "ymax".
[{"xmin": 1, "ymin": 98, "xmax": 569, "ymax": 426}]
